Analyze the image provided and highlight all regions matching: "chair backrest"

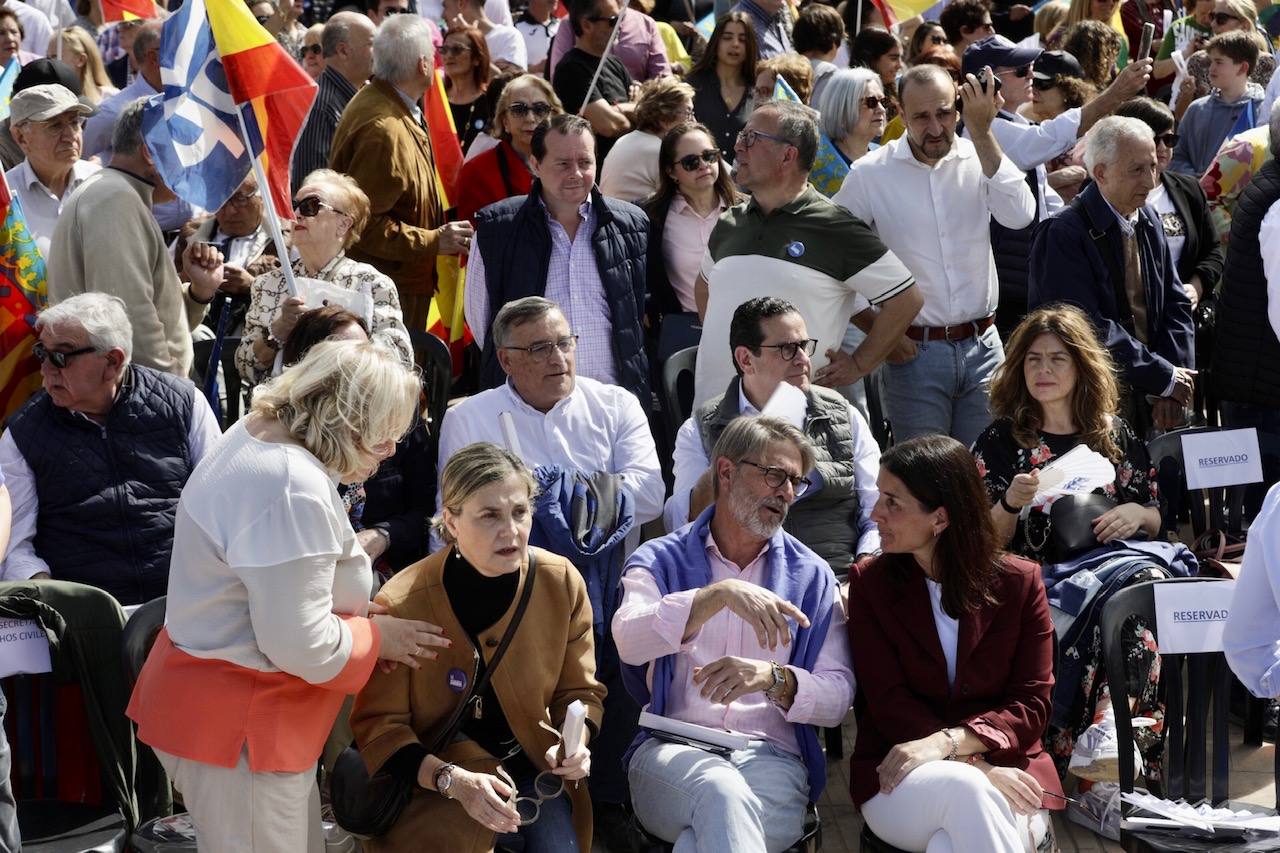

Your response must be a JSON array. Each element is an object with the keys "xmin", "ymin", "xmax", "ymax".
[
  {"xmin": 1147, "ymin": 427, "xmax": 1280, "ymax": 539},
  {"xmin": 408, "ymin": 329, "xmax": 452, "ymax": 441},
  {"xmin": 1100, "ymin": 577, "xmax": 1236, "ymax": 806},
  {"xmin": 661, "ymin": 346, "xmax": 697, "ymax": 446},
  {"xmin": 864, "ymin": 370, "xmax": 892, "ymax": 450},
  {"xmin": 121, "ymin": 597, "xmax": 166, "ymax": 687}
]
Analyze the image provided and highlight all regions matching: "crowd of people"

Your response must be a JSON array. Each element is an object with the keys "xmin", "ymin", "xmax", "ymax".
[{"xmin": 2, "ymin": 0, "xmax": 1280, "ymax": 849}]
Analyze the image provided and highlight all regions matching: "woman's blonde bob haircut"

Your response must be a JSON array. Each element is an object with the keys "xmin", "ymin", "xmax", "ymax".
[
  {"xmin": 432, "ymin": 442, "xmax": 539, "ymax": 545},
  {"xmin": 988, "ymin": 303, "xmax": 1124, "ymax": 462},
  {"xmin": 298, "ymin": 168, "xmax": 372, "ymax": 250},
  {"xmin": 251, "ymin": 339, "xmax": 420, "ymax": 481}
]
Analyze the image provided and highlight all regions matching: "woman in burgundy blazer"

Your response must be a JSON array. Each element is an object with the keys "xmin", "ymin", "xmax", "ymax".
[{"xmin": 847, "ymin": 435, "xmax": 1064, "ymax": 852}]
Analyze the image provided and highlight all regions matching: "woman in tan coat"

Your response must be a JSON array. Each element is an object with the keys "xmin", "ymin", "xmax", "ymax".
[{"xmin": 351, "ymin": 443, "xmax": 605, "ymax": 852}]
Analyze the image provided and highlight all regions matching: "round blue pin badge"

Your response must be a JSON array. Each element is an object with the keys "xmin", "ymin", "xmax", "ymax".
[
  {"xmin": 446, "ymin": 668, "xmax": 468, "ymax": 694},
  {"xmin": 787, "ymin": 241, "xmax": 805, "ymax": 258}
]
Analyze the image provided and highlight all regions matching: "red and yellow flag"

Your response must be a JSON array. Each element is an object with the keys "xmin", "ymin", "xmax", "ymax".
[
  {"xmin": 100, "ymin": 0, "xmax": 159, "ymax": 23},
  {"xmin": 205, "ymin": 0, "xmax": 316, "ymax": 219},
  {"xmin": 424, "ymin": 69, "xmax": 471, "ymax": 367},
  {"xmin": 0, "ymin": 171, "xmax": 47, "ymax": 421}
]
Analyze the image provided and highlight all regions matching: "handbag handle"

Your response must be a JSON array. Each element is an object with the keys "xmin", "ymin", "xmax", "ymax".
[{"xmin": 427, "ymin": 550, "xmax": 539, "ymax": 754}]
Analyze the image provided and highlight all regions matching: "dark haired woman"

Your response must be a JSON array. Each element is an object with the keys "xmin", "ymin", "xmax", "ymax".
[
  {"xmin": 848, "ymin": 434, "xmax": 1061, "ymax": 852},
  {"xmin": 684, "ymin": 11, "xmax": 757, "ymax": 162},
  {"xmin": 442, "ymin": 26, "xmax": 495, "ymax": 152},
  {"xmin": 642, "ymin": 122, "xmax": 744, "ymax": 361},
  {"xmin": 850, "ymin": 27, "xmax": 902, "ymax": 123}
]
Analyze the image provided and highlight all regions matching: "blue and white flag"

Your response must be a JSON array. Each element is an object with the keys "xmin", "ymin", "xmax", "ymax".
[{"xmin": 142, "ymin": 0, "xmax": 251, "ymax": 213}]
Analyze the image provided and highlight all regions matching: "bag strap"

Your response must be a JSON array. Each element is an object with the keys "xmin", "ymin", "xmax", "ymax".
[{"xmin": 428, "ymin": 551, "xmax": 539, "ymax": 753}]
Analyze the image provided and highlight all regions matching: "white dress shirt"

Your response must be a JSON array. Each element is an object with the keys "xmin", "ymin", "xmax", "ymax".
[
  {"xmin": 973, "ymin": 108, "xmax": 1077, "ymax": 216},
  {"xmin": 1263, "ymin": 200, "xmax": 1280, "ymax": 342},
  {"xmin": 833, "ymin": 135, "xmax": 1036, "ymax": 327},
  {"xmin": 0, "ymin": 380, "xmax": 223, "ymax": 581},
  {"xmin": 433, "ymin": 377, "xmax": 664, "ymax": 549},
  {"xmin": 4, "ymin": 158, "xmax": 100, "ymax": 260},
  {"xmin": 663, "ymin": 385, "xmax": 882, "ymax": 557},
  {"xmin": 1224, "ymin": 482, "xmax": 1280, "ymax": 698},
  {"xmin": 484, "ymin": 24, "xmax": 528, "ymax": 69}
]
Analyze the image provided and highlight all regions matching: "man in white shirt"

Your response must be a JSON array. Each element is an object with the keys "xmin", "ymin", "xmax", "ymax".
[
  {"xmin": 514, "ymin": 0, "xmax": 559, "ymax": 74},
  {"xmin": 668, "ymin": 297, "xmax": 881, "ymax": 574},
  {"xmin": 833, "ymin": 63, "xmax": 1035, "ymax": 447},
  {"xmin": 0, "ymin": 293, "xmax": 221, "ymax": 605},
  {"xmin": 442, "ymin": 0, "xmax": 527, "ymax": 70},
  {"xmin": 4, "ymin": 84, "xmax": 98, "ymax": 260}
]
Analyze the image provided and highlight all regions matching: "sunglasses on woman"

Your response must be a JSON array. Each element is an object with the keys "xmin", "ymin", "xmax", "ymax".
[
  {"xmin": 863, "ymin": 95, "xmax": 888, "ymax": 110},
  {"xmin": 929, "ymin": 33, "xmax": 946, "ymax": 44},
  {"xmin": 509, "ymin": 101, "xmax": 553, "ymax": 118},
  {"xmin": 677, "ymin": 149, "xmax": 719, "ymax": 171},
  {"xmin": 302, "ymin": 43, "xmax": 322, "ymax": 56},
  {"xmin": 1031, "ymin": 76, "xmax": 1056, "ymax": 90},
  {"xmin": 1211, "ymin": 11, "xmax": 1239, "ymax": 24},
  {"xmin": 1156, "ymin": 132, "xmax": 1180, "ymax": 147},
  {"xmin": 440, "ymin": 43, "xmax": 473, "ymax": 57},
  {"xmin": 293, "ymin": 196, "xmax": 347, "ymax": 218}
]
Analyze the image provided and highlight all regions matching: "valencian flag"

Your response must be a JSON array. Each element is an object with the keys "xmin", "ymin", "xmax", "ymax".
[
  {"xmin": 0, "ymin": 171, "xmax": 48, "ymax": 421},
  {"xmin": 100, "ymin": 0, "xmax": 159, "ymax": 22},
  {"xmin": 425, "ymin": 69, "xmax": 472, "ymax": 370}
]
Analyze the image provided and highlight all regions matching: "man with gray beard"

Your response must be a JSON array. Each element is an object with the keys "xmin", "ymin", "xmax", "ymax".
[{"xmin": 613, "ymin": 416, "xmax": 854, "ymax": 852}]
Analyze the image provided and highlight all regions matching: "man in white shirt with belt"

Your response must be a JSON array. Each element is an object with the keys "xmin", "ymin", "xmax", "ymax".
[{"xmin": 834, "ymin": 63, "xmax": 1036, "ymax": 447}]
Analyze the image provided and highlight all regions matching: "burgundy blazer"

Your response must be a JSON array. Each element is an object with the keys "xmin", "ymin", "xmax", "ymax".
[{"xmin": 845, "ymin": 555, "xmax": 1064, "ymax": 808}]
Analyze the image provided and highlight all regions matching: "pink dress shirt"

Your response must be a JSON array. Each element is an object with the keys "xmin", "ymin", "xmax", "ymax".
[
  {"xmin": 612, "ymin": 533, "xmax": 855, "ymax": 756},
  {"xmin": 662, "ymin": 195, "xmax": 725, "ymax": 313}
]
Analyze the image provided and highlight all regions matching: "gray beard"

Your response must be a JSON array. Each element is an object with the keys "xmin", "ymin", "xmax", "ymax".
[{"xmin": 728, "ymin": 484, "xmax": 788, "ymax": 539}]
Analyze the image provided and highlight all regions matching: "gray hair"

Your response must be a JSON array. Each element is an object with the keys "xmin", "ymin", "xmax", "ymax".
[
  {"xmin": 492, "ymin": 296, "xmax": 563, "ymax": 348},
  {"xmin": 131, "ymin": 21, "xmax": 161, "ymax": 66},
  {"xmin": 372, "ymin": 13, "xmax": 435, "ymax": 83},
  {"xmin": 37, "ymin": 293, "xmax": 133, "ymax": 362},
  {"xmin": 111, "ymin": 97, "xmax": 149, "ymax": 156},
  {"xmin": 322, "ymin": 11, "xmax": 369, "ymax": 58},
  {"xmin": 1083, "ymin": 115, "xmax": 1154, "ymax": 174},
  {"xmin": 814, "ymin": 67, "xmax": 881, "ymax": 142},
  {"xmin": 752, "ymin": 99, "xmax": 820, "ymax": 171},
  {"xmin": 710, "ymin": 415, "xmax": 815, "ymax": 499}
]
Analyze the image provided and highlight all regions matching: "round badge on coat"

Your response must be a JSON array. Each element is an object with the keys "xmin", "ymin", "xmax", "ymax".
[
  {"xmin": 787, "ymin": 241, "xmax": 805, "ymax": 258},
  {"xmin": 446, "ymin": 668, "xmax": 468, "ymax": 693}
]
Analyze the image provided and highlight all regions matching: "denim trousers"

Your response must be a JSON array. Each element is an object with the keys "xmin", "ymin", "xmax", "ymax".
[
  {"xmin": 882, "ymin": 325, "xmax": 1004, "ymax": 448},
  {"xmin": 627, "ymin": 738, "xmax": 809, "ymax": 853}
]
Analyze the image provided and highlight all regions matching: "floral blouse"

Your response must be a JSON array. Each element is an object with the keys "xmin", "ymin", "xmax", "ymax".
[
  {"xmin": 236, "ymin": 252, "xmax": 414, "ymax": 387},
  {"xmin": 971, "ymin": 417, "xmax": 1159, "ymax": 564}
]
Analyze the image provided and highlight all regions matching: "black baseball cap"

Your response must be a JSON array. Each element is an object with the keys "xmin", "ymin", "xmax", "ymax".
[
  {"xmin": 962, "ymin": 34, "xmax": 1042, "ymax": 77},
  {"xmin": 1032, "ymin": 50, "xmax": 1086, "ymax": 81},
  {"xmin": 13, "ymin": 59, "xmax": 97, "ymax": 113}
]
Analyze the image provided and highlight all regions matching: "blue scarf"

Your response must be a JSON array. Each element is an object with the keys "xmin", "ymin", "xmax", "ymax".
[{"xmin": 619, "ymin": 505, "xmax": 835, "ymax": 802}]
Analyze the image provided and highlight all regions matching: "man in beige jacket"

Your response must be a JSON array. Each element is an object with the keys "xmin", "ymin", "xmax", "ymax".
[{"xmin": 48, "ymin": 97, "xmax": 224, "ymax": 377}]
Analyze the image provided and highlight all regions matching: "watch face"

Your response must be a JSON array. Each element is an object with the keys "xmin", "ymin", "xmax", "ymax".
[{"xmin": 437, "ymin": 769, "xmax": 452, "ymax": 793}]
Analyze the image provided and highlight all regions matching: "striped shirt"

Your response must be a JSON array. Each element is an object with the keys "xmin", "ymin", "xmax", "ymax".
[{"xmin": 293, "ymin": 66, "xmax": 358, "ymax": 195}]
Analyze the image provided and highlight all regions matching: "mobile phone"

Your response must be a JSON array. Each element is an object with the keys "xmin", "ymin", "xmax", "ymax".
[
  {"xmin": 956, "ymin": 68, "xmax": 1002, "ymax": 113},
  {"xmin": 1139, "ymin": 21, "xmax": 1155, "ymax": 60}
]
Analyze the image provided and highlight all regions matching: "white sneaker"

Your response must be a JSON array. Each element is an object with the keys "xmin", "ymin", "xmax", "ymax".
[{"xmin": 1068, "ymin": 709, "xmax": 1152, "ymax": 782}]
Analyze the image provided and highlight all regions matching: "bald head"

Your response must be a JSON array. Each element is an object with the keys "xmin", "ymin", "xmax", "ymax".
[{"xmin": 322, "ymin": 11, "xmax": 375, "ymax": 87}]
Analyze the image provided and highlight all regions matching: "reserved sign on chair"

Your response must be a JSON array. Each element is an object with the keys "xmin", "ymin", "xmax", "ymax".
[
  {"xmin": 1180, "ymin": 429, "xmax": 1264, "ymax": 490},
  {"xmin": 1154, "ymin": 581, "xmax": 1236, "ymax": 654}
]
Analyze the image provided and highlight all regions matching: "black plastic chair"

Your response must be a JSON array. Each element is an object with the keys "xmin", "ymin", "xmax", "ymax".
[
  {"xmin": 863, "ymin": 370, "xmax": 892, "ymax": 451},
  {"xmin": 859, "ymin": 824, "xmax": 908, "ymax": 852},
  {"xmin": 660, "ymin": 346, "xmax": 697, "ymax": 451},
  {"xmin": 1100, "ymin": 577, "xmax": 1280, "ymax": 852},
  {"xmin": 409, "ymin": 330, "xmax": 452, "ymax": 428},
  {"xmin": 17, "ymin": 802, "xmax": 126, "ymax": 853},
  {"xmin": 191, "ymin": 336, "xmax": 243, "ymax": 430},
  {"xmin": 634, "ymin": 802, "xmax": 821, "ymax": 852},
  {"xmin": 122, "ymin": 597, "xmax": 166, "ymax": 685}
]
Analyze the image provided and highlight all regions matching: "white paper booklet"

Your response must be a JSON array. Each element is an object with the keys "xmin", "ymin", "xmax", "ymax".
[{"xmin": 638, "ymin": 711, "xmax": 751, "ymax": 751}]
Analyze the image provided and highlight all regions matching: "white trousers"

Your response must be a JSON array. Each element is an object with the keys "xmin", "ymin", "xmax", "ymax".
[
  {"xmin": 859, "ymin": 761, "xmax": 1048, "ymax": 853},
  {"xmin": 155, "ymin": 747, "xmax": 324, "ymax": 853}
]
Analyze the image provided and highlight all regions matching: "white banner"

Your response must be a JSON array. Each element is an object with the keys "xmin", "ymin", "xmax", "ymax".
[
  {"xmin": 0, "ymin": 618, "xmax": 52, "ymax": 678},
  {"xmin": 1154, "ymin": 581, "xmax": 1235, "ymax": 654},
  {"xmin": 1180, "ymin": 428, "xmax": 1263, "ymax": 490}
]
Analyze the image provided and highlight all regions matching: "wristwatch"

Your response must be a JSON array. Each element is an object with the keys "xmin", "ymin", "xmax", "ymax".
[
  {"xmin": 764, "ymin": 660, "xmax": 787, "ymax": 703},
  {"xmin": 264, "ymin": 331, "xmax": 282, "ymax": 351},
  {"xmin": 433, "ymin": 763, "xmax": 456, "ymax": 799}
]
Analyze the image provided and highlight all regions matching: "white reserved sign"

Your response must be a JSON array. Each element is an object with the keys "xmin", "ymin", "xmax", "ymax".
[
  {"xmin": 0, "ymin": 618, "xmax": 52, "ymax": 678},
  {"xmin": 1180, "ymin": 428, "xmax": 1263, "ymax": 490},
  {"xmin": 1154, "ymin": 581, "xmax": 1235, "ymax": 654}
]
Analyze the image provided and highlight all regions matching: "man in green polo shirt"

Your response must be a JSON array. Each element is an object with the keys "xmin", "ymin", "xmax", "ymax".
[{"xmin": 691, "ymin": 100, "xmax": 923, "ymax": 411}]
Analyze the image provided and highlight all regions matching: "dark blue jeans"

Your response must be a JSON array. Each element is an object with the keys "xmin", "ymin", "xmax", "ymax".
[{"xmin": 494, "ymin": 763, "xmax": 579, "ymax": 853}]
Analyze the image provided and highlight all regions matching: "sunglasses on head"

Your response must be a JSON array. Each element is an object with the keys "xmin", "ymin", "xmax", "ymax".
[
  {"xmin": 302, "ymin": 43, "xmax": 322, "ymax": 56},
  {"xmin": 587, "ymin": 13, "xmax": 619, "ymax": 24},
  {"xmin": 863, "ymin": 94, "xmax": 888, "ymax": 110},
  {"xmin": 293, "ymin": 195, "xmax": 347, "ymax": 218},
  {"xmin": 1211, "ymin": 11, "xmax": 1239, "ymax": 24},
  {"xmin": 509, "ymin": 101, "xmax": 553, "ymax": 118},
  {"xmin": 33, "ymin": 341, "xmax": 96, "ymax": 369},
  {"xmin": 677, "ymin": 149, "xmax": 719, "ymax": 171}
]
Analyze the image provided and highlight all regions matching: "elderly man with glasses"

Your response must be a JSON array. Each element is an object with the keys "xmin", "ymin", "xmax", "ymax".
[
  {"xmin": 0, "ymin": 293, "xmax": 221, "ymax": 605},
  {"xmin": 615, "ymin": 414, "xmax": 855, "ymax": 853},
  {"xmin": 667, "ymin": 297, "xmax": 882, "ymax": 576}
]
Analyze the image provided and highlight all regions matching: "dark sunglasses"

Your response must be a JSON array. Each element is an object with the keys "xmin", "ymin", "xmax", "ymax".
[
  {"xmin": 254, "ymin": 14, "xmax": 272, "ymax": 24},
  {"xmin": 1212, "ymin": 11, "xmax": 1239, "ymax": 24},
  {"xmin": 440, "ymin": 43, "xmax": 474, "ymax": 56},
  {"xmin": 302, "ymin": 43, "xmax": 323, "ymax": 56},
  {"xmin": 677, "ymin": 149, "xmax": 719, "ymax": 171},
  {"xmin": 863, "ymin": 94, "xmax": 888, "ymax": 110},
  {"xmin": 1000, "ymin": 64, "xmax": 1032, "ymax": 77},
  {"xmin": 1156, "ymin": 132, "xmax": 1180, "ymax": 147},
  {"xmin": 33, "ymin": 341, "xmax": 97, "ymax": 368},
  {"xmin": 509, "ymin": 101, "xmax": 553, "ymax": 118},
  {"xmin": 587, "ymin": 13, "xmax": 619, "ymax": 24},
  {"xmin": 1031, "ymin": 76, "xmax": 1056, "ymax": 90},
  {"xmin": 293, "ymin": 195, "xmax": 347, "ymax": 218}
]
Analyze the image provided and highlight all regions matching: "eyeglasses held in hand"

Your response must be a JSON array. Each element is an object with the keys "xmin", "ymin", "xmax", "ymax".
[
  {"xmin": 293, "ymin": 196, "xmax": 348, "ymax": 218},
  {"xmin": 33, "ymin": 341, "xmax": 96, "ymax": 369},
  {"xmin": 737, "ymin": 459, "xmax": 812, "ymax": 496},
  {"xmin": 757, "ymin": 338, "xmax": 818, "ymax": 361},
  {"xmin": 508, "ymin": 101, "xmax": 553, "ymax": 118},
  {"xmin": 677, "ymin": 149, "xmax": 719, "ymax": 171},
  {"xmin": 495, "ymin": 766, "xmax": 566, "ymax": 827},
  {"xmin": 862, "ymin": 95, "xmax": 888, "ymax": 110},
  {"xmin": 440, "ymin": 43, "xmax": 473, "ymax": 56},
  {"xmin": 736, "ymin": 128, "xmax": 793, "ymax": 149},
  {"xmin": 500, "ymin": 335, "xmax": 578, "ymax": 361}
]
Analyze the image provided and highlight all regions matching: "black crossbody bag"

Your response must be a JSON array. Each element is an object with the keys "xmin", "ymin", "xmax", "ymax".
[{"xmin": 331, "ymin": 551, "xmax": 539, "ymax": 838}]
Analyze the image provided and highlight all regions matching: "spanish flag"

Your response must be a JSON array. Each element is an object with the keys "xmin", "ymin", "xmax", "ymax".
[
  {"xmin": 205, "ymin": 0, "xmax": 316, "ymax": 219},
  {"xmin": 100, "ymin": 0, "xmax": 159, "ymax": 22},
  {"xmin": 0, "ymin": 171, "xmax": 47, "ymax": 421},
  {"xmin": 424, "ymin": 69, "xmax": 472, "ymax": 370}
]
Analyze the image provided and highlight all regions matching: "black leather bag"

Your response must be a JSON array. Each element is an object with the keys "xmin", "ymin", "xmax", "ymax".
[
  {"xmin": 1047, "ymin": 494, "xmax": 1118, "ymax": 563},
  {"xmin": 330, "ymin": 552, "xmax": 539, "ymax": 838}
]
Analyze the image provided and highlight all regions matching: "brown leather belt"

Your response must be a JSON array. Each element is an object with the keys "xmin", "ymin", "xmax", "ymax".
[{"xmin": 905, "ymin": 315, "xmax": 996, "ymax": 343}]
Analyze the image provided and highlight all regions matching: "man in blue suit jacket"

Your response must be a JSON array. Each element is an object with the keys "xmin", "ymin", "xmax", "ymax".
[{"xmin": 1028, "ymin": 116, "xmax": 1195, "ymax": 431}]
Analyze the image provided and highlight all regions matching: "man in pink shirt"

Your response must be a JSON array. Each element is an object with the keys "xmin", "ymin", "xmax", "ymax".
[{"xmin": 613, "ymin": 415, "xmax": 855, "ymax": 853}]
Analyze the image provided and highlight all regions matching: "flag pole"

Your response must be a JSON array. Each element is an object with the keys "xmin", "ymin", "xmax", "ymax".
[
  {"xmin": 855, "ymin": 0, "xmax": 863, "ymax": 34},
  {"xmin": 578, "ymin": 0, "xmax": 630, "ymax": 115},
  {"xmin": 55, "ymin": 28, "xmax": 62, "ymax": 61},
  {"xmin": 233, "ymin": 105, "xmax": 297, "ymax": 297}
]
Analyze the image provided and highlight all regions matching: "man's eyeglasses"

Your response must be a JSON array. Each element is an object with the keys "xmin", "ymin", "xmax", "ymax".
[
  {"xmin": 756, "ymin": 338, "xmax": 818, "ymax": 361},
  {"xmin": 736, "ymin": 128, "xmax": 793, "ymax": 149},
  {"xmin": 737, "ymin": 459, "xmax": 812, "ymax": 497},
  {"xmin": 225, "ymin": 188, "xmax": 261, "ymax": 207},
  {"xmin": 677, "ymin": 149, "xmax": 719, "ymax": 171},
  {"xmin": 509, "ymin": 101, "xmax": 553, "ymax": 118},
  {"xmin": 587, "ymin": 13, "xmax": 619, "ymax": 24},
  {"xmin": 495, "ymin": 766, "xmax": 566, "ymax": 826},
  {"xmin": 302, "ymin": 43, "xmax": 323, "ymax": 56},
  {"xmin": 500, "ymin": 335, "xmax": 578, "ymax": 361},
  {"xmin": 33, "ymin": 341, "xmax": 97, "ymax": 369},
  {"xmin": 862, "ymin": 95, "xmax": 888, "ymax": 110},
  {"xmin": 293, "ymin": 195, "xmax": 347, "ymax": 218},
  {"xmin": 1155, "ymin": 132, "xmax": 1180, "ymax": 148},
  {"xmin": 440, "ymin": 43, "xmax": 473, "ymax": 57},
  {"xmin": 999, "ymin": 64, "xmax": 1032, "ymax": 78},
  {"xmin": 1211, "ymin": 11, "xmax": 1239, "ymax": 24}
]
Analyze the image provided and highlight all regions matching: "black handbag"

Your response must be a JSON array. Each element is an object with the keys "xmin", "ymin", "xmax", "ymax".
[
  {"xmin": 330, "ymin": 551, "xmax": 539, "ymax": 838},
  {"xmin": 1046, "ymin": 494, "xmax": 1118, "ymax": 563}
]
